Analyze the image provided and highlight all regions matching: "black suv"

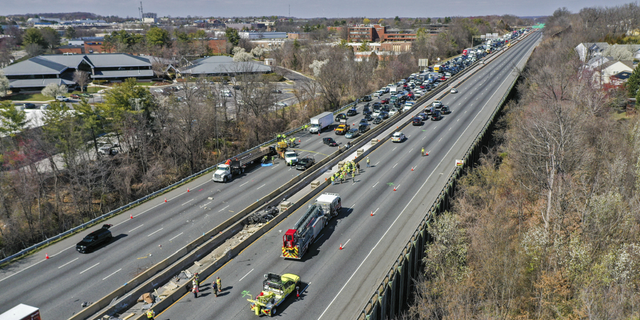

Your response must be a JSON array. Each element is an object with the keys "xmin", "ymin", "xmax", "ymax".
[
  {"xmin": 323, "ymin": 137, "xmax": 338, "ymax": 146},
  {"xmin": 346, "ymin": 107, "xmax": 358, "ymax": 116},
  {"xmin": 335, "ymin": 113, "xmax": 347, "ymax": 122},
  {"xmin": 76, "ymin": 224, "xmax": 113, "ymax": 253}
]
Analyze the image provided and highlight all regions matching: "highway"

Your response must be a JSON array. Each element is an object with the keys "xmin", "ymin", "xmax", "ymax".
[
  {"xmin": 0, "ymin": 74, "xmax": 393, "ymax": 318},
  {"xmin": 154, "ymin": 31, "xmax": 542, "ymax": 320}
]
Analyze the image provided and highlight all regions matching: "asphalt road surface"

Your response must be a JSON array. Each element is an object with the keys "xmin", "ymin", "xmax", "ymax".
[
  {"xmin": 154, "ymin": 31, "xmax": 542, "ymax": 320},
  {"xmin": 0, "ymin": 73, "xmax": 397, "ymax": 318}
]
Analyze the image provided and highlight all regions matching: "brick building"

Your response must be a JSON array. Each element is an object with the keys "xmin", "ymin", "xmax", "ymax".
[{"xmin": 347, "ymin": 24, "xmax": 417, "ymax": 43}]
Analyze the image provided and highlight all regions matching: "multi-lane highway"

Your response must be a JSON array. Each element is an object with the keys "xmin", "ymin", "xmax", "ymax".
[
  {"xmin": 0, "ymin": 74, "xmax": 393, "ymax": 319},
  {"xmin": 154, "ymin": 31, "xmax": 542, "ymax": 320}
]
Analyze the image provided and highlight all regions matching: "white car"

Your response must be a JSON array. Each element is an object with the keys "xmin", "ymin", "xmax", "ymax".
[
  {"xmin": 284, "ymin": 151, "xmax": 298, "ymax": 165},
  {"xmin": 391, "ymin": 132, "xmax": 405, "ymax": 143},
  {"xmin": 389, "ymin": 109, "xmax": 398, "ymax": 117},
  {"xmin": 432, "ymin": 100, "xmax": 442, "ymax": 108},
  {"xmin": 56, "ymin": 95, "xmax": 69, "ymax": 102},
  {"xmin": 274, "ymin": 102, "xmax": 287, "ymax": 108},
  {"xmin": 373, "ymin": 91, "xmax": 382, "ymax": 97},
  {"xmin": 450, "ymin": 88, "xmax": 458, "ymax": 94},
  {"xmin": 40, "ymin": 104, "xmax": 50, "ymax": 110}
]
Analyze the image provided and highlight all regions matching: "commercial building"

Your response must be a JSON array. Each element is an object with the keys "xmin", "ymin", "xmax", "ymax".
[
  {"xmin": 347, "ymin": 24, "xmax": 417, "ymax": 43},
  {"xmin": 179, "ymin": 56, "xmax": 271, "ymax": 77},
  {"xmin": 1, "ymin": 53, "xmax": 155, "ymax": 92}
]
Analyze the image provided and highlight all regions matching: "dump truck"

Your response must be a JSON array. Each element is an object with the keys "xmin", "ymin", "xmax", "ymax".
[
  {"xmin": 282, "ymin": 193, "xmax": 341, "ymax": 259},
  {"xmin": 212, "ymin": 146, "xmax": 275, "ymax": 182},
  {"xmin": 247, "ymin": 273, "xmax": 300, "ymax": 317},
  {"xmin": 0, "ymin": 304, "xmax": 41, "ymax": 320}
]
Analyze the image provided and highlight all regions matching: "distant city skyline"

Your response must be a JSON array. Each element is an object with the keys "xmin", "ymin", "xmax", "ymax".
[{"xmin": 3, "ymin": 0, "xmax": 636, "ymax": 19}]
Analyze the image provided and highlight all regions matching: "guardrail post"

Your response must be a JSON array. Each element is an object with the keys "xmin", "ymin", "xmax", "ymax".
[
  {"xmin": 380, "ymin": 285, "xmax": 389, "ymax": 319},
  {"xmin": 389, "ymin": 276, "xmax": 398, "ymax": 319}
]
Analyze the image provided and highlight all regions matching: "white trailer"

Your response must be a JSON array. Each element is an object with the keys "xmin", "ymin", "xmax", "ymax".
[{"xmin": 309, "ymin": 112, "xmax": 334, "ymax": 134}]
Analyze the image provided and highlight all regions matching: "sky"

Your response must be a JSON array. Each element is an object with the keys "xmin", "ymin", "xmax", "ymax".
[{"xmin": 3, "ymin": 0, "xmax": 637, "ymax": 18}]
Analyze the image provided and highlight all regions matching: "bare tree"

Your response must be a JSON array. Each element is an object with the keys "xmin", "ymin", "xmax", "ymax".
[{"xmin": 73, "ymin": 70, "xmax": 90, "ymax": 92}]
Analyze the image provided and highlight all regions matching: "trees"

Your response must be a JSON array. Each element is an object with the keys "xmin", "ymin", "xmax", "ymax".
[
  {"xmin": 22, "ymin": 28, "xmax": 46, "ymax": 48},
  {"xmin": 65, "ymin": 27, "xmax": 76, "ymax": 39},
  {"xmin": 40, "ymin": 27, "xmax": 60, "ymax": 49},
  {"xmin": 0, "ymin": 71, "xmax": 9, "ymax": 97},
  {"xmin": 626, "ymin": 64, "xmax": 640, "ymax": 98},
  {"xmin": 225, "ymin": 28, "xmax": 240, "ymax": 46},
  {"xmin": 0, "ymin": 100, "xmax": 28, "ymax": 138},
  {"xmin": 73, "ymin": 71, "xmax": 90, "ymax": 92},
  {"xmin": 41, "ymin": 83, "xmax": 68, "ymax": 98},
  {"xmin": 146, "ymin": 27, "xmax": 171, "ymax": 47},
  {"xmin": 363, "ymin": 18, "xmax": 371, "ymax": 24}
]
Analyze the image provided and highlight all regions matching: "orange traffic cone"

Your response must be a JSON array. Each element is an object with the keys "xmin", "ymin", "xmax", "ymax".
[
  {"xmin": 130, "ymin": 214, "xmax": 134, "ymax": 219},
  {"xmin": 164, "ymin": 198, "xmax": 167, "ymax": 203},
  {"xmin": 339, "ymin": 244, "xmax": 343, "ymax": 250},
  {"xmin": 426, "ymin": 151, "xmax": 429, "ymax": 156},
  {"xmin": 370, "ymin": 211, "xmax": 374, "ymax": 216},
  {"xmin": 298, "ymin": 139, "xmax": 301, "ymax": 143},
  {"xmin": 411, "ymin": 167, "xmax": 414, "ymax": 171},
  {"xmin": 187, "ymin": 188, "xmax": 190, "ymax": 192},
  {"xmin": 393, "ymin": 186, "xmax": 397, "ymax": 191},
  {"xmin": 45, "ymin": 253, "xmax": 49, "ymax": 260}
]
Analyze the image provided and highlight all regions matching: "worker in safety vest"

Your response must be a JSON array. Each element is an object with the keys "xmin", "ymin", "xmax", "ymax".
[
  {"xmin": 146, "ymin": 310, "xmax": 155, "ymax": 319},
  {"xmin": 212, "ymin": 280, "xmax": 218, "ymax": 297},
  {"xmin": 331, "ymin": 175, "xmax": 335, "ymax": 185},
  {"xmin": 225, "ymin": 159, "xmax": 231, "ymax": 165},
  {"xmin": 366, "ymin": 157, "xmax": 370, "ymax": 167},
  {"xmin": 194, "ymin": 273, "xmax": 199, "ymax": 285},
  {"xmin": 422, "ymin": 147, "xmax": 425, "ymax": 156},
  {"xmin": 216, "ymin": 277, "xmax": 222, "ymax": 293}
]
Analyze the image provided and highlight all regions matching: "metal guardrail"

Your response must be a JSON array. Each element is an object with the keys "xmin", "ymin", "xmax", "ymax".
[{"xmin": 356, "ymin": 32, "xmax": 537, "ymax": 320}]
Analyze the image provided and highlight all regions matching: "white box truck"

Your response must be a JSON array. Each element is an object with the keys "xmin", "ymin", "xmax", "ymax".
[
  {"xmin": 308, "ymin": 112, "xmax": 333, "ymax": 134},
  {"xmin": 0, "ymin": 304, "xmax": 42, "ymax": 320}
]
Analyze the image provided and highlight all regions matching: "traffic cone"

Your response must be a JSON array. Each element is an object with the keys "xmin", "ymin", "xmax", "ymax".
[
  {"xmin": 298, "ymin": 139, "xmax": 301, "ymax": 143},
  {"xmin": 130, "ymin": 214, "xmax": 134, "ymax": 219},
  {"xmin": 187, "ymin": 188, "xmax": 190, "ymax": 192},
  {"xmin": 339, "ymin": 244, "xmax": 343, "ymax": 250},
  {"xmin": 164, "ymin": 198, "xmax": 167, "ymax": 203},
  {"xmin": 370, "ymin": 211, "xmax": 374, "ymax": 216},
  {"xmin": 411, "ymin": 167, "xmax": 414, "ymax": 171},
  {"xmin": 318, "ymin": 132, "xmax": 320, "ymax": 136},
  {"xmin": 45, "ymin": 253, "xmax": 49, "ymax": 260},
  {"xmin": 426, "ymin": 151, "xmax": 429, "ymax": 156},
  {"xmin": 393, "ymin": 186, "xmax": 397, "ymax": 191}
]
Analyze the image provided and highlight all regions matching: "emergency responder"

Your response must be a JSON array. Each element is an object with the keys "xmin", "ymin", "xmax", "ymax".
[
  {"xmin": 146, "ymin": 309, "xmax": 155, "ymax": 319},
  {"xmin": 277, "ymin": 134, "xmax": 281, "ymax": 140},
  {"xmin": 216, "ymin": 277, "xmax": 222, "ymax": 293},
  {"xmin": 367, "ymin": 157, "xmax": 370, "ymax": 167},
  {"xmin": 262, "ymin": 155, "xmax": 268, "ymax": 163},
  {"xmin": 422, "ymin": 147, "xmax": 425, "ymax": 156},
  {"xmin": 331, "ymin": 175, "xmax": 335, "ymax": 185},
  {"xmin": 272, "ymin": 155, "xmax": 276, "ymax": 164},
  {"xmin": 194, "ymin": 273, "xmax": 199, "ymax": 285},
  {"xmin": 340, "ymin": 172, "xmax": 344, "ymax": 184},
  {"xmin": 212, "ymin": 279, "xmax": 218, "ymax": 297},
  {"xmin": 356, "ymin": 163, "xmax": 360, "ymax": 175},
  {"xmin": 192, "ymin": 279, "xmax": 199, "ymax": 298}
]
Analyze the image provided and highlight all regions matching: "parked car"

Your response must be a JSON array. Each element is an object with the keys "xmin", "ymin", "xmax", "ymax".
[
  {"xmin": 362, "ymin": 95, "xmax": 372, "ymax": 102},
  {"xmin": 98, "ymin": 146, "xmax": 119, "ymax": 156},
  {"xmin": 296, "ymin": 157, "xmax": 315, "ymax": 170},
  {"xmin": 323, "ymin": 137, "xmax": 338, "ymax": 146},
  {"xmin": 391, "ymin": 132, "xmax": 406, "ymax": 143},
  {"xmin": 76, "ymin": 224, "xmax": 113, "ymax": 253},
  {"xmin": 274, "ymin": 102, "xmax": 287, "ymax": 108},
  {"xmin": 70, "ymin": 94, "xmax": 80, "ymax": 99},
  {"xmin": 271, "ymin": 89, "xmax": 283, "ymax": 94},
  {"xmin": 56, "ymin": 96, "xmax": 69, "ymax": 102},
  {"xmin": 23, "ymin": 103, "xmax": 36, "ymax": 109}
]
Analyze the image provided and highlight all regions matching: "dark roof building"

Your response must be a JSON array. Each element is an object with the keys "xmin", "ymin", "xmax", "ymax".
[
  {"xmin": 179, "ymin": 56, "xmax": 271, "ymax": 77},
  {"xmin": 1, "ymin": 53, "xmax": 155, "ymax": 91}
]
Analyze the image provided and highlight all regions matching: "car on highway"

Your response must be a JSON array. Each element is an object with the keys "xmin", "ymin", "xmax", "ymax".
[
  {"xmin": 335, "ymin": 113, "xmax": 347, "ymax": 122},
  {"xmin": 381, "ymin": 98, "xmax": 389, "ymax": 104},
  {"xmin": 389, "ymin": 108, "xmax": 398, "ymax": 117},
  {"xmin": 432, "ymin": 110, "xmax": 443, "ymax": 121},
  {"xmin": 412, "ymin": 117, "xmax": 423, "ymax": 126},
  {"xmin": 432, "ymin": 100, "xmax": 442, "ymax": 108},
  {"xmin": 391, "ymin": 132, "xmax": 406, "ymax": 143},
  {"xmin": 295, "ymin": 157, "xmax": 315, "ymax": 170},
  {"xmin": 373, "ymin": 117, "xmax": 384, "ymax": 124},
  {"xmin": 441, "ymin": 105, "xmax": 451, "ymax": 114},
  {"xmin": 362, "ymin": 95, "xmax": 372, "ymax": 102},
  {"xmin": 335, "ymin": 124, "xmax": 348, "ymax": 135},
  {"xmin": 362, "ymin": 108, "xmax": 372, "ymax": 116},
  {"xmin": 284, "ymin": 151, "xmax": 298, "ymax": 165},
  {"xmin": 380, "ymin": 111, "xmax": 389, "ymax": 119},
  {"xmin": 418, "ymin": 112, "xmax": 428, "ymax": 121},
  {"xmin": 76, "ymin": 224, "xmax": 112, "ymax": 253},
  {"xmin": 358, "ymin": 123, "xmax": 371, "ymax": 133},
  {"xmin": 450, "ymin": 88, "xmax": 458, "ymax": 94},
  {"xmin": 359, "ymin": 118, "xmax": 369, "ymax": 126},
  {"xmin": 346, "ymin": 107, "xmax": 358, "ymax": 116},
  {"xmin": 323, "ymin": 137, "xmax": 338, "ymax": 146},
  {"xmin": 364, "ymin": 114, "xmax": 374, "ymax": 122},
  {"xmin": 345, "ymin": 128, "xmax": 360, "ymax": 139}
]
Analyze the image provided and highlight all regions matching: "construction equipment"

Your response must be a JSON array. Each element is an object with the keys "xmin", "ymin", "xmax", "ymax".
[
  {"xmin": 282, "ymin": 193, "xmax": 341, "ymax": 259},
  {"xmin": 275, "ymin": 141, "xmax": 288, "ymax": 159},
  {"xmin": 247, "ymin": 273, "xmax": 300, "ymax": 317},
  {"xmin": 212, "ymin": 146, "xmax": 275, "ymax": 182}
]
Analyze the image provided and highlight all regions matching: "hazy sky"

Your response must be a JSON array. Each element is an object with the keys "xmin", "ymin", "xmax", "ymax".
[{"xmin": 3, "ymin": 0, "xmax": 637, "ymax": 18}]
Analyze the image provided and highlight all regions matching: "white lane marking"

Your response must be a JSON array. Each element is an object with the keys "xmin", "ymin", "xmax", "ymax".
[
  {"xmin": 439, "ymin": 138, "xmax": 442, "ymax": 142},
  {"xmin": 169, "ymin": 232, "xmax": 183, "ymax": 242},
  {"xmin": 372, "ymin": 208, "xmax": 379, "ymax": 215},
  {"xmin": 422, "ymin": 136, "xmax": 426, "ymax": 140},
  {"xmin": 218, "ymin": 205, "xmax": 230, "ymax": 212},
  {"xmin": 102, "ymin": 268, "xmax": 122, "ymax": 280},
  {"xmin": 79, "ymin": 263, "xmax": 100, "ymax": 275},
  {"xmin": 56, "ymin": 245, "xmax": 75, "ymax": 255},
  {"xmin": 343, "ymin": 239, "xmax": 351, "ymax": 248},
  {"xmin": 457, "ymin": 119, "xmax": 460, "ymax": 122},
  {"xmin": 239, "ymin": 181, "xmax": 249, "ymax": 187},
  {"xmin": 392, "ymin": 147, "xmax": 397, "ymax": 151},
  {"xmin": 147, "ymin": 228, "xmax": 164, "ymax": 237},
  {"xmin": 394, "ymin": 184, "xmax": 401, "ymax": 191},
  {"xmin": 409, "ymin": 148, "xmax": 414, "ymax": 153},
  {"xmin": 257, "ymin": 184, "xmax": 266, "ymax": 190},
  {"xmin": 449, "ymin": 127, "xmax": 452, "ymax": 131},
  {"xmin": 202, "ymin": 201, "xmax": 211, "ymax": 207},
  {"xmin": 314, "ymin": 234, "xmax": 325, "ymax": 244},
  {"xmin": 181, "ymin": 199, "xmax": 194, "ymax": 206},
  {"xmin": 238, "ymin": 268, "xmax": 254, "ymax": 282},
  {"xmin": 57, "ymin": 258, "xmax": 79, "ymax": 269},
  {"xmin": 393, "ymin": 163, "xmax": 398, "ymax": 168},
  {"xmin": 375, "ymin": 161, "xmax": 380, "ymax": 166},
  {"xmin": 129, "ymin": 224, "xmax": 144, "ymax": 233},
  {"xmin": 317, "ymin": 54, "xmax": 523, "ymax": 320},
  {"xmin": 372, "ymin": 181, "xmax": 379, "ymax": 188}
]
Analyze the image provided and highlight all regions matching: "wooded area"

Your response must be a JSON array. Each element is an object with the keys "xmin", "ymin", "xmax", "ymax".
[{"xmin": 406, "ymin": 4, "xmax": 640, "ymax": 319}]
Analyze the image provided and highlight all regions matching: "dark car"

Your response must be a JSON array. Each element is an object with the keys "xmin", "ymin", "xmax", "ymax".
[
  {"xmin": 364, "ymin": 114, "xmax": 374, "ymax": 121},
  {"xmin": 432, "ymin": 110, "xmax": 443, "ymax": 121},
  {"xmin": 323, "ymin": 137, "xmax": 338, "ymax": 146},
  {"xmin": 441, "ymin": 105, "xmax": 451, "ymax": 114},
  {"xmin": 335, "ymin": 113, "xmax": 348, "ymax": 122},
  {"xmin": 373, "ymin": 117, "xmax": 383, "ymax": 124},
  {"xmin": 418, "ymin": 112, "xmax": 428, "ymax": 121},
  {"xmin": 359, "ymin": 123, "xmax": 371, "ymax": 133},
  {"xmin": 425, "ymin": 106, "xmax": 435, "ymax": 115},
  {"xmin": 76, "ymin": 224, "xmax": 113, "ymax": 253},
  {"xmin": 372, "ymin": 102, "xmax": 382, "ymax": 108},
  {"xmin": 23, "ymin": 103, "xmax": 37, "ymax": 109},
  {"xmin": 296, "ymin": 157, "xmax": 315, "ymax": 170},
  {"xmin": 362, "ymin": 95, "xmax": 372, "ymax": 102},
  {"xmin": 412, "ymin": 117, "xmax": 423, "ymax": 126},
  {"xmin": 346, "ymin": 107, "xmax": 358, "ymax": 116},
  {"xmin": 380, "ymin": 111, "xmax": 389, "ymax": 119},
  {"xmin": 363, "ymin": 108, "xmax": 372, "ymax": 116}
]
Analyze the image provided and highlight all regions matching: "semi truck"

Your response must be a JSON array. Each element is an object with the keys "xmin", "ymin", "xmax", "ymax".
[
  {"xmin": 247, "ymin": 273, "xmax": 300, "ymax": 317},
  {"xmin": 308, "ymin": 112, "xmax": 333, "ymax": 134},
  {"xmin": 212, "ymin": 146, "xmax": 275, "ymax": 182},
  {"xmin": 282, "ymin": 193, "xmax": 341, "ymax": 259},
  {"xmin": 0, "ymin": 304, "xmax": 41, "ymax": 320}
]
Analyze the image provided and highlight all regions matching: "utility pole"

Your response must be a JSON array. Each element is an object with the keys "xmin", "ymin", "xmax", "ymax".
[
  {"xmin": 289, "ymin": 5, "xmax": 290, "ymax": 19},
  {"xmin": 139, "ymin": 1, "xmax": 143, "ymax": 22}
]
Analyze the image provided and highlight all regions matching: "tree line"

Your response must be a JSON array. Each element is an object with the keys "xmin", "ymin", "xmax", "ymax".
[{"xmin": 405, "ymin": 4, "xmax": 640, "ymax": 319}]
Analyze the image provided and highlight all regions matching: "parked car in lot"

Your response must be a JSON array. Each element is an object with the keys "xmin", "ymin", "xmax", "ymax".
[
  {"xmin": 391, "ymin": 132, "xmax": 406, "ymax": 142},
  {"xmin": 56, "ymin": 95, "xmax": 70, "ymax": 102},
  {"xmin": 70, "ymin": 94, "xmax": 80, "ymax": 99},
  {"xmin": 323, "ymin": 137, "xmax": 338, "ymax": 146},
  {"xmin": 23, "ymin": 103, "xmax": 37, "ymax": 109},
  {"xmin": 296, "ymin": 157, "xmax": 315, "ymax": 170},
  {"xmin": 335, "ymin": 113, "xmax": 347, "ymax": 122},
  {"xmin": 76, "ymin": 224, "xmax": 112, "ymax": 253},
  {"xmin": 345, "ymin": 128, "xmax": 360, "ymax": 139}
]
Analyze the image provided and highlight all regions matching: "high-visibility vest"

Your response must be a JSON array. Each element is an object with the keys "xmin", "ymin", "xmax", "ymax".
[{"xmin": 147, "ymin": 310, "xmax": 155, "ymax": 318}]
